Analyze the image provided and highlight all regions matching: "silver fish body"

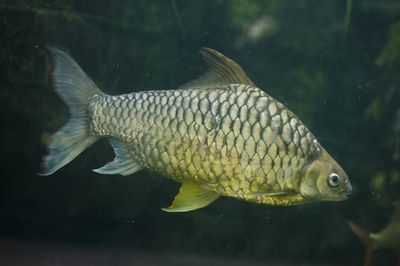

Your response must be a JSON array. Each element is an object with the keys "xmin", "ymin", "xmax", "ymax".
[{"xmin": 40, "ymin": 47, "xmax": 352, "ymax": 212}]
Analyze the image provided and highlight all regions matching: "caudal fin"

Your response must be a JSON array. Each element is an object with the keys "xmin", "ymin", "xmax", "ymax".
[
  {"xmin": 347, "ymin": 221, "xmax": 374, "ymax": 266},
  {"xmin": 39, "ymin": 47, "xmax": 103, "ymax": 176}
]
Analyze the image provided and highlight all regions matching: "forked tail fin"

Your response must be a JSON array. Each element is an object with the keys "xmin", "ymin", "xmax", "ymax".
[
  {"xmin": 347, "ymin": 221, "xmax": 374, "ymax": 266},
  {"xmin": 39, "ymin": 47, "xmax": 103, "ymax": 175}
]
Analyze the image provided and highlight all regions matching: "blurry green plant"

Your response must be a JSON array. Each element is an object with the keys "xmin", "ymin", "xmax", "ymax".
[
  {"xmin": 364, "ymin": 17, "xmax": 400, "ymax": 208},
  {"xmin": 370, "ymin": 171, "xmax": 400, "ymax": 205},
  {"xmin": 376, "ymin": 21, "xmax": 400, "ymax": 67}
]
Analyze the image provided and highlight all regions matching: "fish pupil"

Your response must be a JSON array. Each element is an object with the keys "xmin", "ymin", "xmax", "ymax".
[{"xmin": 328, "ymin": 173, "xmax": 340, "ymax": 187}]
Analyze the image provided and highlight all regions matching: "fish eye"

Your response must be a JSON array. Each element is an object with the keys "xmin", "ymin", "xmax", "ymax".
[{"xmin": 328, "ymin": 173, "xmax": 341, "ymax": 187}]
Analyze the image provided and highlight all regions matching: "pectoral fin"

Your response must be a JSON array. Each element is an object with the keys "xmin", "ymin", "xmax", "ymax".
[
  {"xmin": 162, "ymin": 182, "xmax": 220, "ymax": 212},
  {"xmin": 250, "ymin": 190, "xmax": 297, "ymax": 197}
]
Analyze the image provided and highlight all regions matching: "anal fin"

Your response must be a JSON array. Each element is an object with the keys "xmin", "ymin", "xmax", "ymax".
[
  {"xmin": 93, "ymin": 138, "xmax": 144, "ymax": 176},
  {"xmin": 162, "ymin": 182, "xmax": 220, "ymax": 212}
]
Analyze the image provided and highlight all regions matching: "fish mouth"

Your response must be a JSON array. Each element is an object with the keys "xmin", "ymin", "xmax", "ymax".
[
  {"xmin": 330, "ymin": 182, "xmax": 353, "ymax": 201},
  {"xmin": 341, "ymin": 184, "xmax": 353, "ymax": 199}
]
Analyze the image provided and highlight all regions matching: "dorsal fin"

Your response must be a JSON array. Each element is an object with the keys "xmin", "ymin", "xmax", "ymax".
[{"xmin": 179, "ymin": 48, "xmax": 255, "ymax": 90}]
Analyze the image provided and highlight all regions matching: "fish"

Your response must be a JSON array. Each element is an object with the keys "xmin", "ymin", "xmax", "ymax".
[
  {"xmin": 348, "ymin": 205, "xmax": 400, "ymax": 266},
  {"xmin": 39, "ymin": 47, "xmax": 352, "ymax": 212}
]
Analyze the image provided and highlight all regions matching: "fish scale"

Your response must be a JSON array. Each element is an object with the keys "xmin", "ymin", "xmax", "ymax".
[
  {"xmin": 88, "ymin": 84, "xmax": 318, "ymax": 203},
  {"xmin": 40, "ymin": 47, "xmax": 351, "ymax": 212}
]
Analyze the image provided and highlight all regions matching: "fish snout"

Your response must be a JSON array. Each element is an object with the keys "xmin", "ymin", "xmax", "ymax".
[
  {"xmin": 345, "ymin": 180, "xmax": 353, "ymax": 195},
  {"xmin": 339, "ymin": 181, "xmax": 352, "ymax": 199}
]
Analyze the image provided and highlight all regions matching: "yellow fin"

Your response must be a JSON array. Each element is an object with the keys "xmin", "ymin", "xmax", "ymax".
[
  {"xmin": 179, "ymin": 48, "xmax": 255, "ymax": 90},
  {"xmin": 162, "ymin": 182, "xmax": 220, "ymax": 212}
]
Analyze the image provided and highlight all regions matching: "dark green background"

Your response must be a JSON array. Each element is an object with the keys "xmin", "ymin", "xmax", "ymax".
[{"xmin": 1, "ymin": 0, "xmax": 399, "ymax": 265}]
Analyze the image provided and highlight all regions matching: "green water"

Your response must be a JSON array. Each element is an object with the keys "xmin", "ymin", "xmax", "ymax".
[{"xmin": 1, "ymin": 1, "xmax": 399, "ymax": 265}]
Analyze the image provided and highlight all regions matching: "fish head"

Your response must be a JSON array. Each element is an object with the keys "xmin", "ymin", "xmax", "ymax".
[{"xmin": 300, "ymin": 150, "xmax": 352, "ymax": 202}]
